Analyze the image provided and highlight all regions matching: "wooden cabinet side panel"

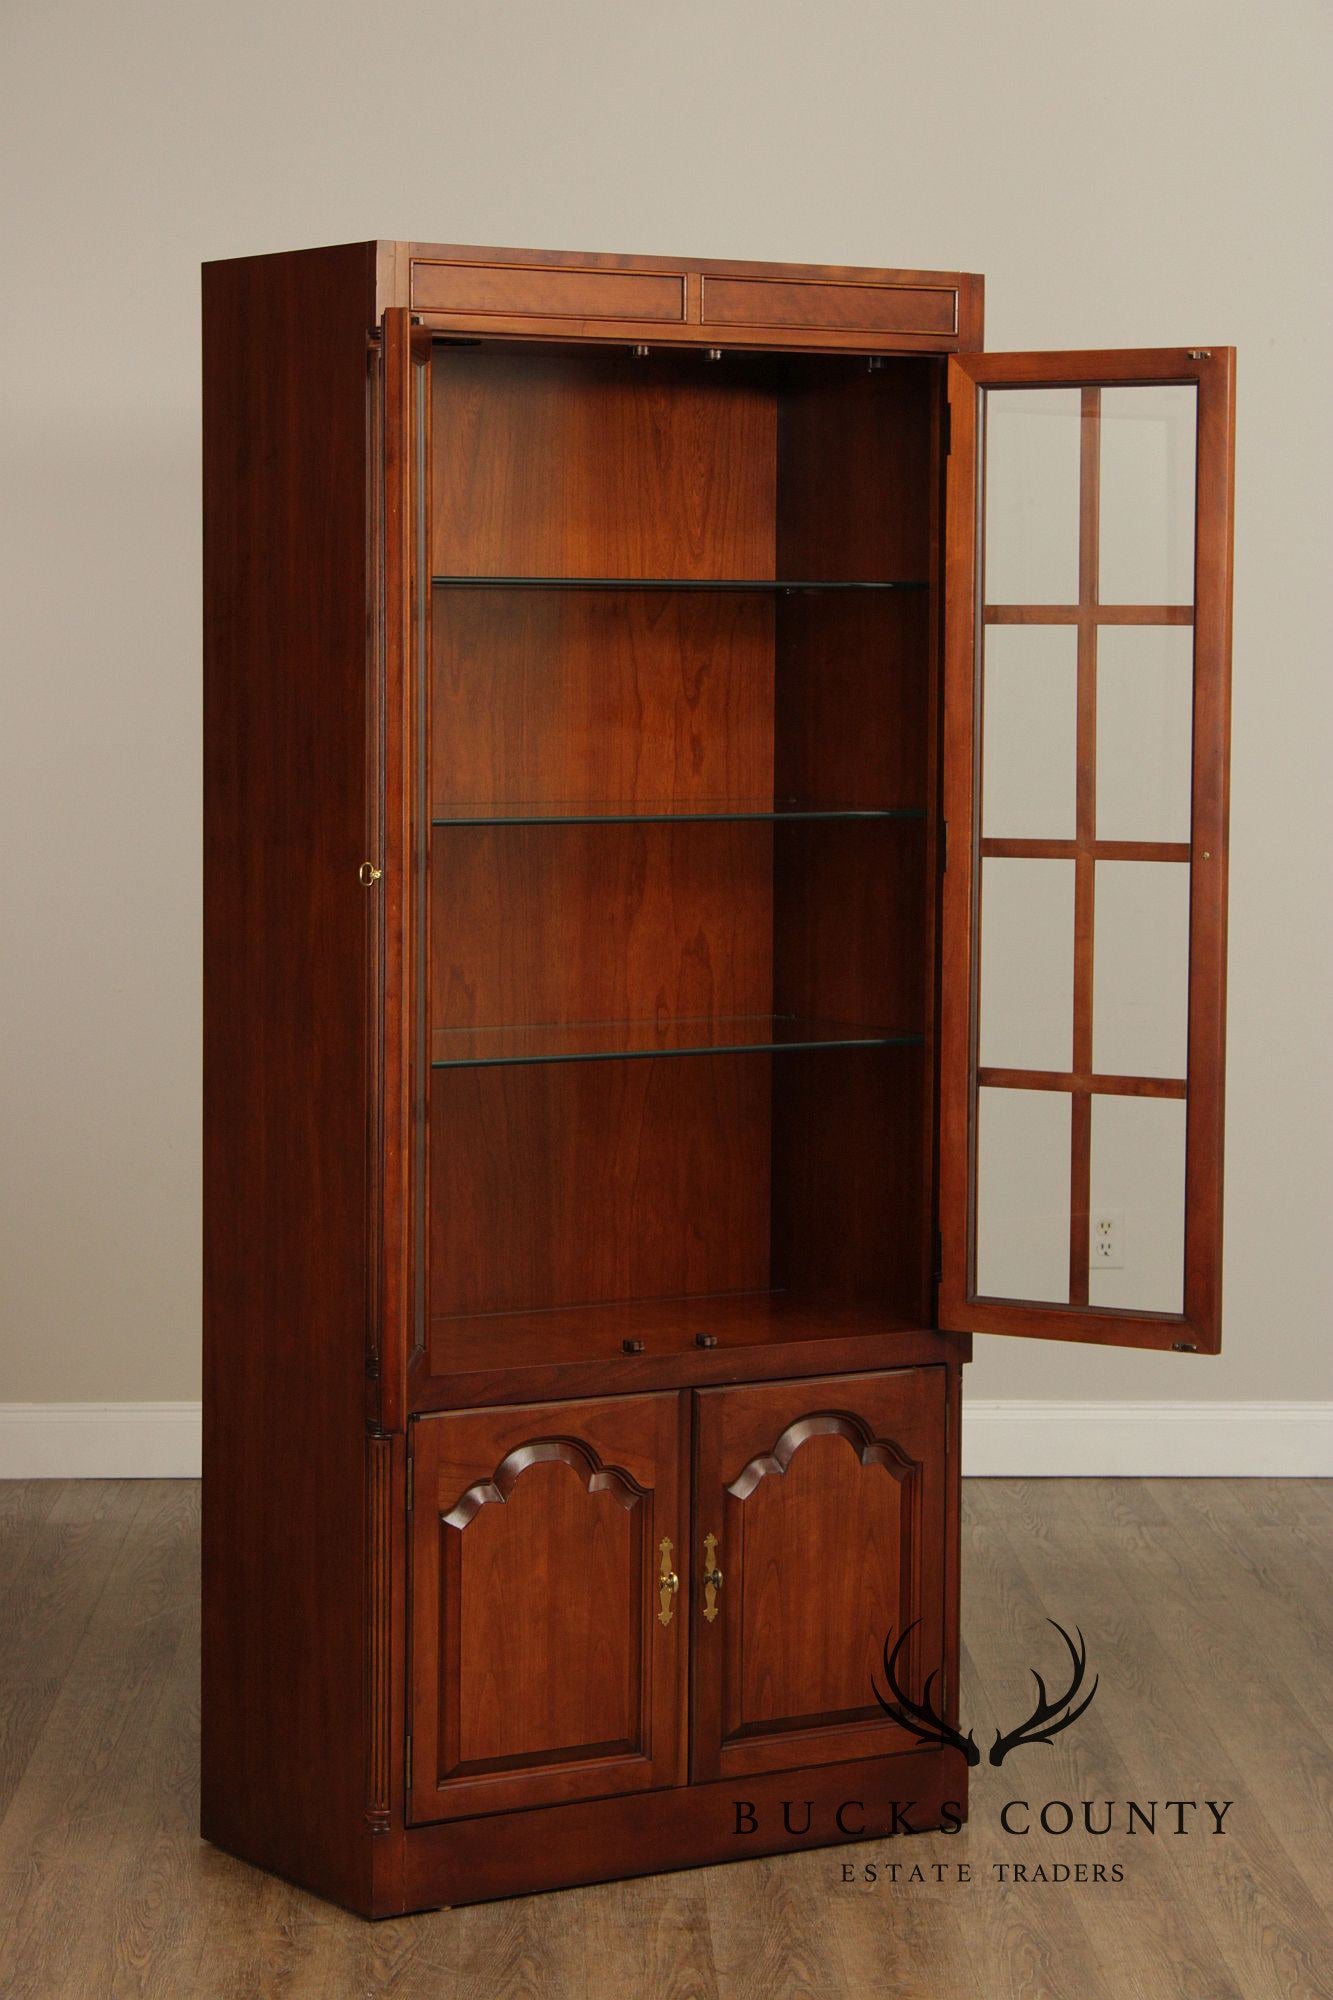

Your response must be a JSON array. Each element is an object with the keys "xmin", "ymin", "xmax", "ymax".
[{"xmin": 201, "ymin": 240, "xmax": 384, "ymax": 1910}]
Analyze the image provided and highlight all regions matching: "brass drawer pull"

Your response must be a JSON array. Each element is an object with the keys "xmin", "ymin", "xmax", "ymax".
[
  {"xmin": 702, "ymin": 1532, "xmax": 723, "ymax": 1624},
  {"xmin": 657, "ymin": 1537, "xmax": 679, "ymax": 1626}
]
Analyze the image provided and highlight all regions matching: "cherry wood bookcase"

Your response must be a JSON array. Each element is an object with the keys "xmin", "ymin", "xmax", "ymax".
[{"xmin": 201, "ymin": 240, "xmax": 1234, "ymax": 1916}]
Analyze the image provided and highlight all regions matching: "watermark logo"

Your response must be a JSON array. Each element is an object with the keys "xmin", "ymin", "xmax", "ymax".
[{"xmin": 873, "ymin": 1617, "xmax": 1099, "ymax": 1767}]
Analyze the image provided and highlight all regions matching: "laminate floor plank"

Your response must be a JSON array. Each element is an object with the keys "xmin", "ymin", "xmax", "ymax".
[
  {"xmin": 949, "ymin": 1481, "xmax": 1231, "ymax": 1999},
  {"xmin": 987, "ymin": 1480, "xmax": 1331, "ymax": 2000},
  {"xmin": 0, "ymin": 1478, "xmax": 147, "ymax": 1826},
  {"xmin": 975, "ymin": 1480, "xmax": 1261, "ymax": 2000},
  {"xmin": 61, "ymin": 1526, "xmax": 201, "ymax": 1997},
  {"xmin": 1146, "ymin": 1481, "xmax": 1333, "ymax": 1709},
  {"xmin": 961, "ymin": 1481, "xmax": 1238, "ymax": 2000},
  {"xmin": 1066, "ymin": 1483, "xmax": 1333, "ymax": 1910},
  {"xmin": 820, "ymin": 1874, "xmax": 979, "ymax": 2000},
  {"xmin": 0, "ymin": 1481, "xmax": 189, "ymax": 1998},
  {"xmin": 411, "ymin": 1887, "xmax": 592, "ymax": 1999},
  {"xmin": 0, "ymin": 1479, "xmax": 61, "ymax": 1611},
  {"xmin": 1075, "ymin": 1479, "xmax": 1333, "ymax": 1753},
  {"xmin": 0, "ymin": 1477, "xmax": 1328, "ymax": 2000},
  {"xmin": 575, "ymin": 1861, "xmax": 719, "ymax": 2000},
  {"xmin": 1168, "ymin": 1475, "xmax": 1333, "ymax": 1601},
  {"xmin": 701, "ymin": 1849, "xmax": 854, "ymax": 1999},
  {"xmin": 1261, "ymin": 1480, "xmax": 1333, "ymax": 1585}
]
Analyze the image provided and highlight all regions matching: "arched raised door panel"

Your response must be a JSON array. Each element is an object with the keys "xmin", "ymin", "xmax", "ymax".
[
  {"xmin": 408, "ymin": 1393, "xmax": 686, "ymax": 1824},
  {"xmin": 724, "ymin": 1410, "xmax": 919, "ymax": 1499},
  {"xmin": 441, "ymin": 1437, "xmax": 647, "ymax": 1527},
  {"xmin": 692, "ymin": 1369, "xmax": 949, "ymax": 1782}
]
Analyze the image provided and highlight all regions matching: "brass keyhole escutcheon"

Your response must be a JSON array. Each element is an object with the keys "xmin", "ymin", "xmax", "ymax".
[
  {"xmin": 702, "ymin": 1532, "xmax": 723, "ymax": 1624},
  {"xmin": 657, "ymin": 1537, "xmax": 679, "ymax": 1627}
]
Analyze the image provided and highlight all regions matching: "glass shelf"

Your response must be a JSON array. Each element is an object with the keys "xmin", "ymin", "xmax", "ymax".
[
  {"xmin": 433, "ymin": 799, "xmax": 925, "ymax": 826},
  {"xmin": 431, "ymin": 1015, "xmax": 924, "ymax": 1069},
  {"xmin": 431, "ymin": 575, "xmax": 928, "ymax": 593}
]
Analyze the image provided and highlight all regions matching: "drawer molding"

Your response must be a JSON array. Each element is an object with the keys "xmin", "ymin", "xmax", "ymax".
[
  {"xmin": 411, "ymin": 258, "xmax": 687, "ymax": 323},
  {"xmin": 700, "ymin": 271, "xmax": 958, "ymax": 338}
]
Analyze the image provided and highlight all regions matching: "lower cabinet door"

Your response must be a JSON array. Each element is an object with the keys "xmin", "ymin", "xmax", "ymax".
[
  {"xmin": 691, "ymin": 1368, "xmax": 948, "ymax": 1782},
  {"xmin": 408, "ymin": 1393, "xmax": 687, "ymax": 1823}
]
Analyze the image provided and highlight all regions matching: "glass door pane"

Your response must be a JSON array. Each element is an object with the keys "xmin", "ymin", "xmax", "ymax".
[{"xmin": 940, "ymin": 349, "xmax": 1233, "ymax": 1353}]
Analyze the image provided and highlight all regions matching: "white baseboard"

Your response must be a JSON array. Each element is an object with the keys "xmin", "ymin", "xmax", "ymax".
[
  {"xmin": 0, "ymin": 1403, "xmax": 203, "ymax": 1479},
  {"xmin": 0, "ymin": 1400, "xmax": 1328, "ymax": 1480},
  {"xmin": 962, "ymin": 1400, "xmax": 1333, "ymax": 1477}
]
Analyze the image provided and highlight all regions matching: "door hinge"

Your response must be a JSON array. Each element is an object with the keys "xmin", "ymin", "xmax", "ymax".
[
  {"xmin": 943, "ymin": 401, "xmax": 952, "ymax": 457},
  {"xmin": 405, "ymin": 1448, "xmax": 414, "ymax": 1514},
  {"xmin": 405, "ymin": 1732, "xmax": 412, "ymax": 1792},
  {"xmin": 940, "ymin": 820, "xmax": 948, "ymax": 872},
  {"xmin": 934, "ymin": 1230, "xmax": 944, "ymax": 1284}
]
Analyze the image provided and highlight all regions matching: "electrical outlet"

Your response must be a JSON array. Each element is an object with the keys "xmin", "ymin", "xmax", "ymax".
[{"xmin": 1092, "ymin": 1211, "xmax": 1124, "ymax": 1269}]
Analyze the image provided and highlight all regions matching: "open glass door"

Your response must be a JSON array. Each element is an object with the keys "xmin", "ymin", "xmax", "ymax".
[{"xmin": 939, "ymin": 350, "xmax": 1234, "ymax": 1353}]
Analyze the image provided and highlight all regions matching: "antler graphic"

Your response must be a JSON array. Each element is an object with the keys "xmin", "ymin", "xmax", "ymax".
[
  {"xmin": 873, "ymin": 1621, "xmax": 980, "ymax": 1766},
  {"xmin": 987, "ymin": 1620, "xmax": 1099, "ymax": 1765}
]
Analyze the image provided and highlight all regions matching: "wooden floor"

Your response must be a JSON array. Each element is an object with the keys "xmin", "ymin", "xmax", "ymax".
[{"xmin": 0, "ymin": 1479, "xmax": 1328, "ymax": 1999}]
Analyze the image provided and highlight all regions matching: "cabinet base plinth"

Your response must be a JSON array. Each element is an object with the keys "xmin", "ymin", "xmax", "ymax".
[
  {"xmin": 206, "ymin": 1748, "xmax": 966, "ymax": 1917},
  {"xmin": 398, "ymin": 1747, "xmax": 968, "ymax": 1916}
]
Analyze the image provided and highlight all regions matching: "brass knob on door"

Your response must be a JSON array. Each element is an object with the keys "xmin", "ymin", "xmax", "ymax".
[
  {"xmin": 702, "ymin": 1532, "xmax": 723, "ymax": 1624},
  {"xmin": 657, "ymin": 1537, "xmax": 679, "ymax": 1626}
]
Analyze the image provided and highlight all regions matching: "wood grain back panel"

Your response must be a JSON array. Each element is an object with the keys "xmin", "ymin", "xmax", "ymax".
[
  {"xmin": 770, "ymin": 353, "xmax": 938, "ymax": 1329},
  {"xmin": 771, "ymin": 1046, "xmax": 927, "ymax": 1318},
  {"xmin": 432, "ymin": 822, "xmax": 774, "ymax": 1034},
  {"xmin": 429, "ymin": 1055, "xmax": 772, "ymax": 1320},
  {"xmin": 776, "ymin": 358, "xmax": 935, "ymax": 582},
  {"xmin": 432, "ymin": 588, "xmax": 775, "ymax": 812},
  {"xmin": 773, "ymin": 819, "xmax": 926, "ymax": 1032},
  {"xmin": 431, "ymin": 349, "xmax": 777, "ymax": 579},
  {"xmin": 775, "ymin": 594, "xmax": 929, "ymax": 811}
]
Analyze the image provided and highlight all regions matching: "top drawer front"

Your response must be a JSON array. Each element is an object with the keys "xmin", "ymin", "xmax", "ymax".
[
  {"xmin": 411, "ymin": 259, "xmax": 686, "ymax": 324},
  {"xmin": 701, "ymin": 273, "xmax": 958, "ymax": 338}
]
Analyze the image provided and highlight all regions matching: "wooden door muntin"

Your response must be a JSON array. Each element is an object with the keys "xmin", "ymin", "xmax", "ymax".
[
  {"xmin": 408, "ymin": 1391, "xmax": 686, "ymax": 1823},
  {"xmin": 940, "ymin": 349, "xmax": 1234, "ymax": 1353},
  {"xmin": 691, "ymin": 1367, "xmax": 948, "ymax": 1782}
]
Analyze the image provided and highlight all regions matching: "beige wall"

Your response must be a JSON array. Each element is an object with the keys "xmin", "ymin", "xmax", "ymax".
[{"xmin": 2, "ymin": 0, "xmax": 1329, "ymax": 1405}]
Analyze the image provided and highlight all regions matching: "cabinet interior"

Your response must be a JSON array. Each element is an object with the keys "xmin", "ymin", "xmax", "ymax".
[{"xmin": 425, "ymin": 344, "xmax": 940, "ymax": 1377}]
